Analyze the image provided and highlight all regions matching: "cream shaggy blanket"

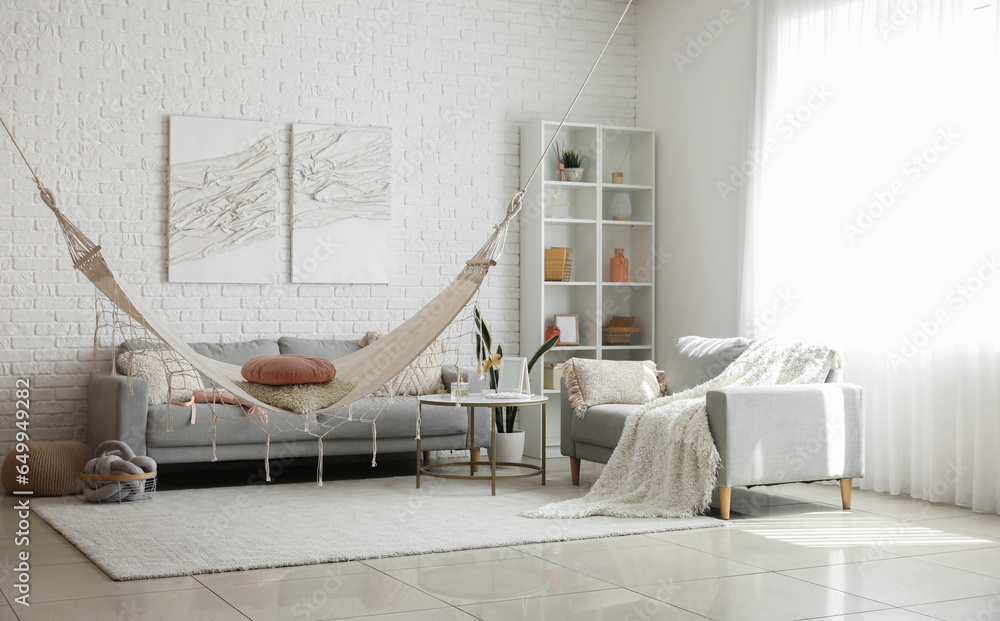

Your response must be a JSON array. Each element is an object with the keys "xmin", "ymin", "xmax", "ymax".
[{"xmin": 522, "ymin": 339, "xmax": 838, "ymax": 519}]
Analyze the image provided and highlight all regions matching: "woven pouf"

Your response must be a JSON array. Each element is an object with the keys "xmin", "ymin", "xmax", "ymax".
[{"xmin": 1, "ymin": 441, "xmax": 94, "ymax": 496}]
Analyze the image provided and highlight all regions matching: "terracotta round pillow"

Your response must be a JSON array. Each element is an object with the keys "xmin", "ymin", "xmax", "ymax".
[{"xmin": 241, "ymin": 355, "xmax": 337, "ymax": 386}]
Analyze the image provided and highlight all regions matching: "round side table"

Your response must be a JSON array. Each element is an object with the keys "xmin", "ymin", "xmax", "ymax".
[{"xmin": 416, "ymin": 393, "xmax": 548, "ymax": 495}]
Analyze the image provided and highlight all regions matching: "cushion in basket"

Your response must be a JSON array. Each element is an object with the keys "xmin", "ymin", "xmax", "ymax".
[
  {"xmin": 116, "ymin": 350, "xmax": 203, "ymax": 405},
  {"xmin": 241, "ymin": 355, "xmax": 337, "ymax": 386},
  {"xmin": 359, "ymin": 331, "xmax": 445, "ymax": 396},
  {"xmin": 563, "ymin": 358, "xmax": 663, "ymax": 417},
  {"xmin": 1, "ymin": 441, "xmax": 94, "ymax": 496}
]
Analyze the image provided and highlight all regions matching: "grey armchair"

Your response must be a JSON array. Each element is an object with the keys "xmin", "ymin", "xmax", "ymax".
[{"xmin": 560, "ymin": 337, "xmax": 865, "ymax": 519}]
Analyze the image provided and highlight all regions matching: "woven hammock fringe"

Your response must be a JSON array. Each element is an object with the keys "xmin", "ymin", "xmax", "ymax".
[
  {"xmin": 414, "ymin": 401, "xmax": 421, "ymax": 440},
  {"xmin": 264, "ymin": 435, "xmax": 271, "ymax": 482},
  {"xmin": 317, "ymin": 437, "xmax": 324, "ymax": 487}
]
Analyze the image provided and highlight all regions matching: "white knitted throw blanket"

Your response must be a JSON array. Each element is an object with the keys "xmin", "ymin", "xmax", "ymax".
[{"xmin": 522, "ymin": 339, "xmax": 838, "ymax": 519}]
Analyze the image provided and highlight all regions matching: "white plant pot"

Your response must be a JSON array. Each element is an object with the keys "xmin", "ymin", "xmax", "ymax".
[
  {"xmin": 563, "ymin": 167, "xmax": 584, "ymax": 182},
  {"xmin": 493, "ymin": 430, "xmax": 525, "ymax": 464}
]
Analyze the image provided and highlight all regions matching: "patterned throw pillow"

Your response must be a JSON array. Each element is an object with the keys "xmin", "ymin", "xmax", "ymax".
[
  {"xmin": 359, "ymin": 331, "xmax": 446, "ymax": 396},
  {"xmin": 563, "ymin": 358, "xmax": 664, "ymax": 417},
  {"xmin": 116, "ymin": 350, "xmax": 203, "ymax": 405}
]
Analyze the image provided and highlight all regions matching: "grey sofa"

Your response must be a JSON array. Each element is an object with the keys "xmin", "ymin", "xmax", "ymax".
[
  {"xmin": 88, "ymin": 336, "xmax": 487, "ymax": 466},
  {"xmin": 561, "ymin": 337, "xmax": 865, "ymax": 519}
]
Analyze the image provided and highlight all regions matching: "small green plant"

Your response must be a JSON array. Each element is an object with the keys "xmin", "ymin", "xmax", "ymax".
[
  {"xmin": 474, "ymin": 307, "xmax": 559, "ymax": 432},
  {"xmin": 560, "ymin": 148, "xmax": 586, "ymax": 168}
]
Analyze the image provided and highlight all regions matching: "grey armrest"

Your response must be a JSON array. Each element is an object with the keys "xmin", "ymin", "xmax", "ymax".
[
  {"xmin": 87, "ymin": 371, "xmax": 150, "ymax": 457},
  {"xmin": 560, "ymin": 378, "xmax": 574, "ymax": 457},
  {"xmin": 706, "ymin": 383, "xmax": 864, "ymax": 488}
]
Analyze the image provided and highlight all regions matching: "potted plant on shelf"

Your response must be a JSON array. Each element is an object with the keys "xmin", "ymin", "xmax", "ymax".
[
  {"xmin": 554, "ymin": 141, "xmax": 587, "ymax": 183},
  {"xmin": 474, "ymin": 307, "xmax": 559, "ymax": 463}
]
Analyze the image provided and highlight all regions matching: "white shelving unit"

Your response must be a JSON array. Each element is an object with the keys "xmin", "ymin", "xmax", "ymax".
[{"xmin": 519, "ymin": 121, "xmax": 656, "ymax": 458}]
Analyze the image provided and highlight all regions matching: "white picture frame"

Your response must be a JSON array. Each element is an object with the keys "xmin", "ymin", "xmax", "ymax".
[
  {"xmin": 168, "ymin": 116, "xmax": 278, "ymax": 284},
  {"xmin": 498, "ymin": 357, "xmax": 529, "ymax": 394},
  {"xmin": 554, "ymin": 314, "xmax": 580, "ymax": 346}
]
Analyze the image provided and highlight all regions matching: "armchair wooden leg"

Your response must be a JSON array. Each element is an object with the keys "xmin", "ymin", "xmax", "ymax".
[
  {"xmin": 422, "ymin": 451, "xmax": 430, "ymax": 464},
  {"xmin": 570, "ymin": 457, "xmax": 581, "ymax": 486},
  {"xmin": 471, "ymin": 447, "xmax": 480, "ymax": 473},
  {"xmin": 719, "ymin": 487, "xmax": 732, "ymax": 520},
  {"xmin": 840, "ymin": 478, "xmax": 852, "ymax": 510}
]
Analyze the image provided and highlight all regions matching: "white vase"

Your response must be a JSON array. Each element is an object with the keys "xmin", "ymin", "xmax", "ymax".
[{"xmin": 493, "ymin": 430, "xmax": 525, "ymax": 464}]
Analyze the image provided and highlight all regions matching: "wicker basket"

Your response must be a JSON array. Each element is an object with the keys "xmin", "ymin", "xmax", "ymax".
[
  {"xmin": 544, "ymin": 247, "xmax": 573, "ymax": 282},
  {"xmin": 602, "ymin": 316, "xmax": 640, "ymax": 346},
  {"xmin": 80, "ymin": 471, "xmax": 157, "ymax": 504}
]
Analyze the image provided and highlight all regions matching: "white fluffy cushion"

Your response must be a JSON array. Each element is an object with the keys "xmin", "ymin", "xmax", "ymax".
[
  {"xmin": 564, "ymin": 358, "xmax": 664, "ymax": 417},
  {"xmin": 359, "ymin": 331, "xmax": 446, "ymax": 396},
  {"xmin": 116, "ymin": 350, "xmax": 203, "ymax": 405},
  {"xmin": 235, "ymin": 378, "xmax": 356, "ymax": 415}
]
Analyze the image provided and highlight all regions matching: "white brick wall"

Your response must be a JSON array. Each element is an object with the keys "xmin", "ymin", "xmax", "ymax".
[{"xmin": 0, "ymin": 0, "xmax": 636, "ymax": 451}]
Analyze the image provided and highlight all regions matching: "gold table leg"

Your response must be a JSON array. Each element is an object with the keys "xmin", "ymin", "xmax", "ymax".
[
  {"xmin": 541, "ymin": 402, "xmax": 546, "ymax": 485},
  {"xmin": 490, "ymin": 406, "xmax": 497, "ymax": 496},
  {"xmin": 415, "ymin": 401, "xmax": 422, "ymax": 489}
]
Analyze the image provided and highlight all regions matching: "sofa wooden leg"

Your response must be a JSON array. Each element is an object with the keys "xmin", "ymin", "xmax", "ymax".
[
  {"xmin": 471, "ymin": 447, "xmax": 480, "ymax": 473},
  {"xmin": 719, "ymin": 487, "xmax": 732, "ymax": 520},
  {"xmin": 422, "ymin": 451, "xmax": 430, "ymax": 464},
  {"xmin": 570, "ymin": 457, "xmax": 581, "ymax": 486},
  {"xmin": 840, "ymin": 478, "xmax": 852, "ymax": 510}
]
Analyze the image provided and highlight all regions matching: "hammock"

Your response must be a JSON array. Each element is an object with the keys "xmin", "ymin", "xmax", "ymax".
[{"xmin": 1, "ymin": 1, "xmax": 635, "ymax": 476}]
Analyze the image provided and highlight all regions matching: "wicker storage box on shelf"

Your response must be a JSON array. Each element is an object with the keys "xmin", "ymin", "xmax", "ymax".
[
  {"xmin": 544, "ymin": 247, "xmax": 573, "ymax": 282},
  {"xmin": 80, "ymin": 471, "xmax": 157, "ymax": 504},
  {"xmin": 602, "ymin": 316, "xmax": 641, "ymax": 346}
]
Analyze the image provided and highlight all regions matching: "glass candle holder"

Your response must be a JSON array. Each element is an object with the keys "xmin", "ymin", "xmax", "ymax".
[{"xmin": 451, "ymin": 381, "xmax": 470, "ymax": 400}]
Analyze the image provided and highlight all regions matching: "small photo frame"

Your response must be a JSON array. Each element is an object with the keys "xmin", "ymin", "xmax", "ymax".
[
  {"xmin": 498, "ymin": 356, "xmax": 529, "ymax": 394},
  {"xmin": 553, "ymin": 314, "xmax": 579, "ymax": 346}
]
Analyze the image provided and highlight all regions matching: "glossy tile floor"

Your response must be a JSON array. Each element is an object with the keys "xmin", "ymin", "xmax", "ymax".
[{"xmin": 3, "ymin": 458, "xmax": 1000, "ymax": 620}]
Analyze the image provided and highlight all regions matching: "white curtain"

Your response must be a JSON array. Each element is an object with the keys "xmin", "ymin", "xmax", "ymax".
[{"xmin": 742, "ymin": 0, "xmax": 1000, "ymax": 512}]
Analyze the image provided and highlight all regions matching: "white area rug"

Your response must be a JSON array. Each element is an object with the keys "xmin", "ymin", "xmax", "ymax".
[{"xmin": 34, "ymin": 475, "xmax": 724, "ymax": 581}]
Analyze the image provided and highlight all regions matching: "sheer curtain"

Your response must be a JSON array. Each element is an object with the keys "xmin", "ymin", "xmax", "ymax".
[{"xmin": 742, "ymin": 0, "xmax": 1000, "ymax": 512}]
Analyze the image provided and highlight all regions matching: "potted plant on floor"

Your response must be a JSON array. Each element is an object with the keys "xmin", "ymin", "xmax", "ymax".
[{"xmin": 474, "ymin": 307, "xmax": 559, "ymax": 463}]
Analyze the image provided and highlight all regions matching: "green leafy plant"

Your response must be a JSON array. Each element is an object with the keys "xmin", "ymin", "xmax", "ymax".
[
  {"xmin": 560, "ymin": 148, "xmax": 586, "ymax": 169},
  {"xmin": 474, "ymin": 307, "xmax": 559, "ymax": 433}
]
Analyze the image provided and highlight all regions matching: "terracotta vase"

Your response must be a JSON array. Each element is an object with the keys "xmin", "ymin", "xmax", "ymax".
[
  {"xmin": 544, "ymin": 325, "xmax": 561, "ymax": 346},
  {"xmin": 610, "ymin": 248, "xmax": 629, "ymax": 283}
]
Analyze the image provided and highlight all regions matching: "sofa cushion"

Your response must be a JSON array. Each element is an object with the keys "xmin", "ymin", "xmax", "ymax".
[
  {"xmin": 278, "ymin": 336, "xmax": 361, "ymax": 360},
  {"xmin": 563, "ymin": 358, "xmax": 662, "ymax": 416},
  {"xmin": 314, "ymin": 397, "xmax": 466, "ymax": 439},
  {"xmin": 571, "ymin": 404, "xmax": 642, "ymax": 449},
  {"xmin": 665, "ymin": 336, "xmax": 751, "ymax": 395},
  {"xmin": 116, "ymin": 350, "xmax": 203, "ymax": 405},
  {"xmin": 146, "ymin": 403, "xmax": 318, "ymax": 447},
  {"xmin": 359, "ymin": 331, "xmax": 446, "ymax": 396},
  {"xmin": 241, "ymin": 355, "xmax": 337, "ymax": 386},
  {"xmin": 189, "ymin": 339, "xmax": 280, "ymax": 366}
]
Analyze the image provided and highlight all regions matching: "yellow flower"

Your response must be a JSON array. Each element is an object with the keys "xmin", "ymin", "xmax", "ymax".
[{"xmin": 479, "ymin": 352, "xmax": 502, "ymax": 374}]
